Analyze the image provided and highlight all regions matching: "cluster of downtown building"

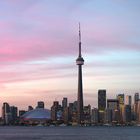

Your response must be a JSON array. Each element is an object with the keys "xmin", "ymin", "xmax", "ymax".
[
  {"xmin": 1, "ymin": 91, "xmax": 140, "ymax": 126},
  {"xmin": 1, "ymin": 26, "xmax": 140, "ymax": 126}
]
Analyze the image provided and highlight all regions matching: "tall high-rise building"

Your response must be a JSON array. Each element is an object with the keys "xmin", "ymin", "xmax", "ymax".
[
  {"xmin": 10, "ymin": 106, "xmax": 18, "ymax": 124},
  {"xmin": 2, "ymin": 102, "xmax": 11, "ymax": 124},
  {"xmin": 98, "ymin": 90, "xmax": 106, "ymax": 111},
  {"xmin": 134, "ymin": 93, "xmax": 139, "ymax": 104},
  {"xmin": 76, "ymin": 23, "xmax": 84, "ymax": 124},
  {"xmin": 117, "ymin": 94, "xmax": 125, "ymax": 123},
  {"xmin": 134, "ymin": 93, "xmax": 139, "ymax": 121},
  {"xmin": 126, "ymin": 95, "xmax": 132, "ymax": 106},
  {"xmin": 124, "ymin": 105, "xmax": 131, "ymax": 123},
  {"xmin": 107, "ymin": 99, "xmax": 119, "ymax": 123},
  {"xmin": 91, "ymin": 108, "xmax": 99, "ymax": 124},
  {"xmin": 117, "ymin": 94, "xmax": 124, "ymax": 106},
  {"xmin": 137, "ymin": 100, "xmax": 140, "ymax": 122},
  {"xmin": 62, "ymin": 97, "xmax": 67, "ymax": 110},
  {"xmin": 51, "ymin": 101, "xmax": 59, "ymax": 121}
]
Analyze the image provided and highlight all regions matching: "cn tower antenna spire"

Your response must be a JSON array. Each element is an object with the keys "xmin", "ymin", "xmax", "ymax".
[
  {"xmin": 79, "ymin": 22, "xmax": 81, "ymax": 43},
  {"xmin": 79, "ymin": 22, "xmax": 82, "ymax": 57}
]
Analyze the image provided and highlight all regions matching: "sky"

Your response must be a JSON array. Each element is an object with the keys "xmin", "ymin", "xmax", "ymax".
[{"xmin": 0, "ymin": 0, "xmax": 140, "ymax": 110}]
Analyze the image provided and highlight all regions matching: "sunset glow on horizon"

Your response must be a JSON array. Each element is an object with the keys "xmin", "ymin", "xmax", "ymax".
[{"xmin": 0, "ymin": 0, "xmax": 140, "ymax": 110}]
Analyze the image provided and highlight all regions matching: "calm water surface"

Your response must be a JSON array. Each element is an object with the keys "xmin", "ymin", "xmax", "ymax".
[{"xmin": 0, "ymin": 126, "xmax": 140, "ymax": 140}]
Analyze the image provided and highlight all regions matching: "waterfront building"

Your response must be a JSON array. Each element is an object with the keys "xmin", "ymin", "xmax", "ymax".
[
  {"xmin": 126, "ymin": 95, "xmax": 132, "ymax": 106},
  {"xmin": 68, "ymin": 102, "xmax": 78, "ymax": 124},
  {"xmin": 98, "ymin": 90, "xmax": 106, "ymax": 111},
  {"xmin": 10, "ymin": 106, "xmax": 18, "ymax": 124},
  {"xmin": 68, "ymin": 103, "xmax": 74, "ymax": 123},
  {"xmin": 134, "ymin": 93, "xmax": 139, "ymax": 104},
  {"xmin": 98, "ymin": 90, "xmax": 106, "ymax": 124},
  {"xmin": 107, "ymin": 99, "xmax": 119, "ymax": 123},
  {"xmin": 51, "ymin": 101, "xmax": 63, "ymax": 123},
  {"xmin": 63, "ymin": 107, "xmax": 69, "ymax": 124},
  {"xmin": 91, "ymin": 108, "xmax": 99, "ymax": 124},
  {"xmin": 117, "ymin": 94, "xmax": 124, "ymax": 106},
  {"xmin": 83, "ymin": 105, "xmax": 91, "ymax": 124},
  {"xmin": 117, "ymin": 94, "xmax": 125, "ymax": 123},
  {"xmin": 62, "ymin": 97, "xmax": 67, "ymax": 110},
  {"xmin": 2, "ymin": 102, "xmax": 11, "ymax": 124},
  {"xmin": 134, "ymin": 93, "xmax": 139, "ymax": 121},
  {"xmin": 98, "ymin": 110, "xmax": 105, "ymax": 124},
  {"xmin": 124, "ymin": 105, "xmax": 131, "ymax": 123},
  {"xmin": 105, "ymin": 109, "xmax": 112, "ymax": 124},
  {"xmin": 137, "ymin": 100, "xmax": 140, "ymax": 123},
  {"xmin": 51, "ymin": 101, "xmax": 59, "ymax": 121}
]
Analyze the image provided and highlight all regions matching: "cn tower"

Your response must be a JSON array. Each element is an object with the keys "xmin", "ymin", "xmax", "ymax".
[{"xmin": 76, "ymin": 23, "xmax": 84, "ymax": 124}]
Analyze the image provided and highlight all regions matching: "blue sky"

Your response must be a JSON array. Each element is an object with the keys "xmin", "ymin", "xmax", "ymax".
[{"xmin": 0, "ymin": 0, "xmax": 140, "ymax": 109}]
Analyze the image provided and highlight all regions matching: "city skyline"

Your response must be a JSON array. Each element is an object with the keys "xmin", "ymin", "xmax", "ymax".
[
  {"xmin": 1, "ymin": 91, "xmax": 139, "ymax": 126},
  {"xmin": 0, "ymin": 0, "xmax": 140, "ymax": 110}
]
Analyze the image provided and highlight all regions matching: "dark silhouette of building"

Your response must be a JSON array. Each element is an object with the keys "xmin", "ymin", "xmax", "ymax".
[
  {"xmin": 83, "ymin": 105, "xmax": 91, "ymax": 124},
  {"xmin": 124, "ymin": 105, "xmax": 131, "ymax": 123},
  {"xmin": 28, "ymin": 106, "xmax": 33, "ymax": 111},
  {"xmin": 51, "ymin": 101, "xmax": 59, "ymax": 121},
  {"xmin": 117, "ymin": 94, "xmax": 125, "ymax": 123},
  {"xmin": 134, "ymin": 93, "xmax": 139, "ymax": 104},
  {"xmin": 19, "ymin": 110, "xmax": 26, "ymax": 117},
  {"xmin": 117, "ymin": 94, "xmax": 124, "ymax": 106},
  {"xmin": 10, "ymin": 106, "xmax": 18, "ymax": 124},
  {"xmin": 91, "ymin": 108, "xmax": 99, "ymax": 124},
  {"xmin": 63, "ymin": 107, "xmax": 70, "ymax": 124},
  {"xmin": 107, "ymin": 99, "xmax": 120, "ymax": 123},
  {"xmin": 134, "ymin": 93, "xmax": 139, "ymax": 121},
  {"xmin": 62, "ymin": 97, "xmax": 67, "ymax": 110},
  {"xmin": 98, "ymin": 90, "xmax": 106, "ymax": 111},
  {"xmin": 2, "ymin": 102, "xmax": 11, "ymax": 124},
  {"xmin": 51, "ymin": 101, "xmax": 63, "ymax": 122},
  {"xmin": 76, "ymin": 23, "xmax": 84, "ymax": 124},
  {"xmin": 37, "ymin": 101, "xmax": 44, "ymax": 109},
  {"xmin": 105, "ymin": 108, "xmax": 112, "ymax": 123}
]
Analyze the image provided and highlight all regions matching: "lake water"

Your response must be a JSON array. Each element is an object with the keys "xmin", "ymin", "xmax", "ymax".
[{"xmin": 0, "ymin": 126, "xmax": 140, "ymax": 140}]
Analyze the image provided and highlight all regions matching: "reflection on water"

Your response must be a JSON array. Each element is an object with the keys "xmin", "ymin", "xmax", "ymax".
[{"xmin": 0, "ymin": 126, "xmax": 140, "ymax": 140}]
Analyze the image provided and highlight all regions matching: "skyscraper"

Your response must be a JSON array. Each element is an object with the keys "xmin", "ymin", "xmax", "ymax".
[
  {"xmin": 134, "ymin": 93, "xmax": 139, "ymax": 104},
  {"xmin": 126, "ymin": 95, "xmax": 132, "ymax": 106},
  {"xmin": 98, "ymin": 90, "xmax": 106, "ymax": 111},
  {"xmin": 2, "ymin": 102, "xmax": 11, "ymax": 124},
  {"xmin": 76, "ymin": 23, "xmax": 84, "ymax": 124},
  {"xmin": 62, "ymin": 97, "xmax": 67, "ymax": 110},
  {"xmin": 10, "ymin": 106, "xmax": 18, "ymax": 124},
  {"xmin": 117, "ymin": 94, "xmax": 125, "ymax": 123},
  {"xmin": 134, "ymin": 93, "xmax": 139, "ymax": 121},
  {"xmin": 107, "ymin": 99, "xmax": 119, "ymax": 123},
  {"xmin": 98, "ymin": 90, "xmax": 106, "ymax": 124},
  {"xmin": 117, "ymin": 94, "xmax": 125, "ymax": 106}
]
